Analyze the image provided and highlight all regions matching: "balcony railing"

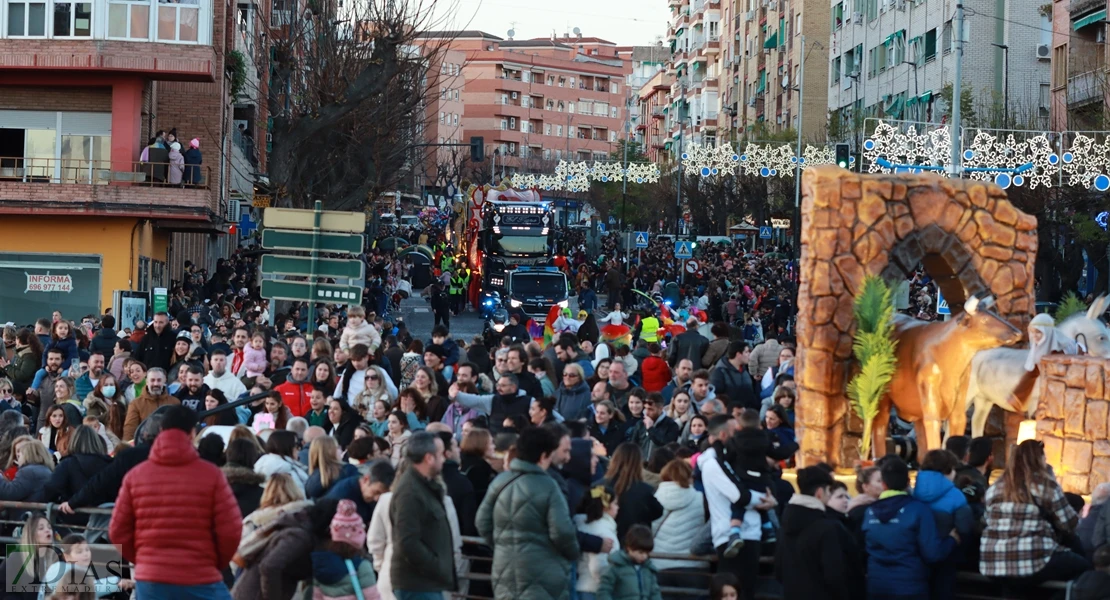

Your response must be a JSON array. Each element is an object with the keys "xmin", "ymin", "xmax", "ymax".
[
  {"xmin": 0, "ymin": 157, "xmax": 211, "ymax": 188},
  {"xmin": 1068, "ymin": 70, "xmax": 1104, "ymax": 106}
]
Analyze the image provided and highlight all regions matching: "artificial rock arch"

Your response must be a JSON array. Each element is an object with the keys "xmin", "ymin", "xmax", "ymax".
[{"xmin": 795, "ymin": 166, "xmax": 1038, "ymax": 467}]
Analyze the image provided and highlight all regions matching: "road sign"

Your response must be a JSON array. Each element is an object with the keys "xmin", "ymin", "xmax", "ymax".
[
  {"xmin": 261, "ymin": 279, "xmax": 364, "ymax": 304},
  {"xmin": 759, "ymin": 226, "xmax": 773, "ymax": 239},
  {"xmin": 685, "ymin": 259, "xmax": 699, "ymax": 274},
  {"xmin": 674, "ymin": 240, "xmax": 693, "ymax": 259},
  {"xmin": 263, "ymin": 207, "xmax": 365, "ymax": 233},
  {"xmin": 635, "ymin": 232, "xmax": 649, "ymax": 248},
  {"xmin": 261, "ymin": 255, "xmax": 365, "ymax": 279},
  {"xmin": 261, "ymin": 229, "xmax": 363, "ymax": 254},
  {"xmin": 937, "ymin": 290, "xmax": 950, "ymax": 315},
  {"xmin": 597, "ymin": 222, "xmax": 606, "ymax": 232}
]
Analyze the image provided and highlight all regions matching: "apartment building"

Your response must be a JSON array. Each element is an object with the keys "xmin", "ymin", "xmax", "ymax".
[
  {"xmin": 0, "ymin": 0, "xmax": 239, "ymax": 322},
  {"xmin": 620, "ymin": 45, "xmax": 670, "ymax": 152},
  {"xmin": 417, "ymin": 31, "xmax": 630, "ymax": 174},
  {"xmin": 637, "ymin": 70, "xmax": 677, "ymax": 162},
  {"xmin": 730, "ymin": 0, "xmax": 830, "ymax": 141},
  {"xmin": 1051, "ymin": 0, "xmax": 1108, "ymax": 131},
  {"xmin": 665, "ymin": 0, "xmax": 724, "ymax": 152},
  {"xmin": 828, "ymin": 0, "xmax": 1052, "ymax": 145}
]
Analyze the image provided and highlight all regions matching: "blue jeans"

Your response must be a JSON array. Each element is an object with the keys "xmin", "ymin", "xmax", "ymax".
[
  {"xmin": 136, "ymin": 581, "xmax": 232, "ymax": 600},
  {"xmin": 394, "ymin": 591, "xmax": 444, "ymax": 600}
]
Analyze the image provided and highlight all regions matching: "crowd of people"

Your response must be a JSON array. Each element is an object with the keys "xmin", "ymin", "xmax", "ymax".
[{"xmin": 0, "ymin": 220, "xmax": 1097, "ymax": 600}]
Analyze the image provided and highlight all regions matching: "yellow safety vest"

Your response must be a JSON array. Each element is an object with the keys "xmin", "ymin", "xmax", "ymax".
[{"xmin": 641, "ymin": 316, "xmax": 661, "ymax": 343}]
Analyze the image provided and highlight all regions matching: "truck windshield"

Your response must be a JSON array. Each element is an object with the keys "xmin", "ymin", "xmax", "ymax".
[
  {"xmin": 511, "ymin": 275, "xmax": 566, "ymax": 297},
  {"xmin": 493, "ymin": 235, "xmax": 548, "ymax": 255}
]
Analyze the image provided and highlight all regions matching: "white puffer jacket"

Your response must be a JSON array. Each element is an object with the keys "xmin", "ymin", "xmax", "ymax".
[{"xmin": 651, "ymin": 481, "xmax": 710, "ymax": 571}]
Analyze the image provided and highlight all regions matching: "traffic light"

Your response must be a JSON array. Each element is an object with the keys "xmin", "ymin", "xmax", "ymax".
[
  {"xmin": 835, "ymin": 143, "xmax": 851, "ymax": 169},
  {"xmin": 470, "ymin": 136, "xmax": 485, "ymax": 162}
]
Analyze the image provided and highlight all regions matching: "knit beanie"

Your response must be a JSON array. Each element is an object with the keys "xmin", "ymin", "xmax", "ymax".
[{"xmin": 330, "ymin": 499, "xmax": 366, "ymax": 549}]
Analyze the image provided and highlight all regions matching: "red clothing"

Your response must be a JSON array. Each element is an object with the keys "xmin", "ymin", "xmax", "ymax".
[
  {"xmin": 640, "ymin": 355, "xmax": 673, "ymax": 393},
  {"xmin": 109, "ymin": 429, "xmax": 242, "ymax": 585},
  {"xmin": 231, "ymin": 348, "xmax": 245, "ymax": 375},
  {"xmin": 275, "ymin": 379, "xmax": 313, "ymax": 418}
]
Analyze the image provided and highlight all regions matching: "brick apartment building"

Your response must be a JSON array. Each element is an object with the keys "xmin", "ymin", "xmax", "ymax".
[
  {"xmin": 1052, "ymin": 0, "xmax": 1108, "ymax": 131},
  {"xmin": 417, "ymin": 31, "xmax": 632, "ymax": 178},
  {"xmin": 0, "ymin": 0, "xmax": 242, "ymax": 322}
]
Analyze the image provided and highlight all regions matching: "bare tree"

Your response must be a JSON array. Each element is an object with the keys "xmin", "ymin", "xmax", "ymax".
[{"xmin": 265, "ymin": 0, "xmax": 455, "ymax": 210}]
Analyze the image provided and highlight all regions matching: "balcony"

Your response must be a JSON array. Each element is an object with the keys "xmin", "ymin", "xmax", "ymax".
[
  {"xmin": 1070, "ymin": 0, "xmax": 1104, "ymax": 17},
  {"xmin": 1068, "ymin": 70, "xmax": 1105, "ymax": 107},
  {"xmin": 652, "ymin": 106, "xmax": 666, "ymax": 119},
  {"xmin": 0, "ymin": 0, "xmax": 216, "ymax": 81},
  {"xmin": 0, "ymin": 157, "xmax": 213, "ymax": 218}
]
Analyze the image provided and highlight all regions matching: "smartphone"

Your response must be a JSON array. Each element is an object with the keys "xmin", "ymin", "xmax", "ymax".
[{"xmin": 71, "ymin": 358, "xmax": 80, "ymax": 374}]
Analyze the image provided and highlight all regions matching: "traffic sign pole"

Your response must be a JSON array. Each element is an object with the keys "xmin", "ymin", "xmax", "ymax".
[{"xmin": 307, "ymin": 200, "xmax": 322, "ymax": 335}]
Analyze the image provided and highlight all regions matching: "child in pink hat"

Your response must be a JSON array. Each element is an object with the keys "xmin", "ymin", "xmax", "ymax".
[{"xmin": 310, "ymin": 499, "xmax": 380, "ymax": 600}]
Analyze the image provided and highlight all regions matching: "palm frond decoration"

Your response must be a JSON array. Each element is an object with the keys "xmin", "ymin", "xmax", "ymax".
[
  {"xmin": 846, "ymin": 275, "xmax": 898, "ymax": 460},
  {"xmin": 1055, "ymin": 292, "xmax": 1087, "ymax": 323}
]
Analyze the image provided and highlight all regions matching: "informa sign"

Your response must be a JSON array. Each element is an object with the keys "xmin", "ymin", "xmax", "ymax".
[
  {"xmin": 0, "ymin": 253, "xmax": 101, "ymax": 326},
  {"xmin": 152, "ymin": 287, "xmax": 168, "ymax": 314},
  {"xmin": 25, "ymin": 273, "xmax": 73, "ymax": 293}
]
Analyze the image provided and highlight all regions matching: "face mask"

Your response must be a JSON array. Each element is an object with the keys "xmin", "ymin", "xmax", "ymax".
[{"xmin": 102, "ymin": 386, "xmax": 116, "ymax": 397}]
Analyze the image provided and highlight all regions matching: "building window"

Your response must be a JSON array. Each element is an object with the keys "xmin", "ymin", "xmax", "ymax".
[
  {"xmin": 509, "ymin": 117, "xmax": 516, "ymax": 129},
  {"xmin": 53, "ymin": 0, "xmax": 93, "ymax": 36},
  {"xmin": 545, "ymin": 124, "xmax": 551, "ymax": 135},
  {"xmin": 104, "ymin": 0, "xmax": 207, "ymax": 42},
  {"xmin": 453, "ymin": 114, "xmax": 458, "ymax": 125},
  {"xmin": 832, "ymin": 56, "xmax": 841, "ymax": 83},
  {"xmin": 6, "ymin": 1, "xmax": 47, "ymax": 36},
  {"xmin": 556, "ymin": 125, "xmax": 562, "ymax": 137},
  {"xmin": 500, "ymin": 119, "xmax": 507, "ymax": 130},
  {"xmin": 568, "ymin": 102, "xmax": 575, "ymax": 114},
  {"xmin": 454, "ymin": 90, "xmax": 459, "ymax": 100},
  {"xmin": 439, "ymin": 112, "xmax": 444, "ymax": 123},
  {"xmin": 1053, "ymin": 44, "xmax": 1067, "ymax": 88},
  {"xmin": 924, "ymin": 29, "xmax": 936, "ymax": 61}
]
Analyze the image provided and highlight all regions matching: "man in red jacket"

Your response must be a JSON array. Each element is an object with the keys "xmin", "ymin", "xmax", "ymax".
[
  {"xmin": 110, "ymin": 406, "xmax": 241, "ymax": 599},
  {"xmin": 274, "ymin": 356, "xmax": 313, "ymax": 417}
]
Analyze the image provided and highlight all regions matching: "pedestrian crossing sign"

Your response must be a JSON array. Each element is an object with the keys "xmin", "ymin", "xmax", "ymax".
[
  {"xmin": 937, "ymin": 290, "xmax": 950, "ymax": 315},
  {"xmin": 759, "ymin": 226, "xmax": 773, "ymax": 239},
  {"xmin": 635, "ymin": 232, "xmax": 649, "ymax": 248},
  {"xmin": 675, "ymin": 240, "xmax": 693, "ymax": 259}
]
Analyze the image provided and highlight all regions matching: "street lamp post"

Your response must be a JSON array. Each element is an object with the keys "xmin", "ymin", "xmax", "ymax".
[{"xmin": 992, "ymin": 43, "xmax": 1009, "ymax": 127}]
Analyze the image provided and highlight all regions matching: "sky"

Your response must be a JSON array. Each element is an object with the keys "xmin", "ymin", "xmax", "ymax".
[{"xmin": 429, "ymin": 0, "xmax": 672, "ymax": 46}]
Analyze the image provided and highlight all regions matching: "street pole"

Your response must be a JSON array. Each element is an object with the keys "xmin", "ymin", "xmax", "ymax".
[
  {"xmin": 307, "ymin": 199, "xmax": 322, "ymax": 336},
  {"xmin": 950, "ymin": 3, "xmax": 965, "ymax": 177},
  {"xmin": 676, "ymin": 121, "xmax": 684, "ymax": 235},
  {"xmin": 992, "ymin": 43, "xmax": 1009, "ymax": 127},
  {"xmin": 793, "ymin": 35, "xmax": 805, "ymax": 260}
]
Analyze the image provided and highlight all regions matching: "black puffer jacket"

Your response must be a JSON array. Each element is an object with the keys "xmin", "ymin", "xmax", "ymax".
[
  {"xmin": 88, "ymin": 328, "xmax": 118, "ymax": 357},
  {"xmin": 222, "ymin": 464, "xmax": 265, "ymax": 518},
  {"xmin": 42, "ymin": 453, "xmax": 113, "ymax": 503},
  {"xmin": 67, "ymin": 444, "xmax": 150, "ymax": 509}
]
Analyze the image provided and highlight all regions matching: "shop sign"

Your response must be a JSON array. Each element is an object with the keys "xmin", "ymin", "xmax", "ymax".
[{"xmin": 25, "ymin": 272, "xmax": 73, "ymax": 293}]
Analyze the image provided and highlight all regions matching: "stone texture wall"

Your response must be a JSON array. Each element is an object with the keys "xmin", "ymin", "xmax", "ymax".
[
  {"xmin": 1035, "ymin": 355, "xmax": 1110, "ymax": 495},
  {"xmin": 796, "ymin": 166, "xmax": 1038, "ymax": 467}
]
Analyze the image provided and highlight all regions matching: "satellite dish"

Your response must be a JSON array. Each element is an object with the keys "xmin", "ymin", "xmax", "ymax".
[
  {"xmin": 782, "ymin": 74, "xmax": 789, "ymax": 88},
  {"xmin": 507, "ymin": 28, "xmax": 515, "ymax": 39},
  {"xmin": 573, "ymin": 26, "xmax": 581, "ymax": 35}
]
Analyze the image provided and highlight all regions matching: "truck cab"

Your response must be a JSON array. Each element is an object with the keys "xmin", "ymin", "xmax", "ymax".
[{"xmin": 505, "ymin": 267, "xmax": 568, "ymax": 323}]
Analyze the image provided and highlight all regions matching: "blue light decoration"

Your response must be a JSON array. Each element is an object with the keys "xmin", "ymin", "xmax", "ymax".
[{"xmin": 1096, "ymin": 211, "xmax": 1109, "ymax": 231}]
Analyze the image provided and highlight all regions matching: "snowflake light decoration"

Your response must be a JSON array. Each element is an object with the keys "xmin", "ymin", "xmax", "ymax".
[
  {"xmin": 681, "ymin": 142, "xmax": 737, "ymax": 177},
  {"xmin": 590, "ymin": 162, "xmax": 625, "ymax": 183},
  {"xmin": 862, "ymin": 122, "xmax": 951, "ymax": 174},
  {"xmin": 803, "ymin": 145, "xmax": 834, "ymax": 168},
  {"xmin": 625, "ymin": 162, "xmax": 661, "ymax": 184},
  {"xmin": 1060, "ymin": 134, "xmax": 1110, "ymax": 191}
]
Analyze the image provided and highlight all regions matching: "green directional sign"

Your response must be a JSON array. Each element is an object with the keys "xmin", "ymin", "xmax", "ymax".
[
  {"xmin": 261, "ymin": 228, "xmax": 363, "ymax": 254},
  {"xmin": 261, "ymin": 279, "xmax": 363, "ymax": 304},
  {"xmin": 261, "ymin": 255, "xmax": 364, "ymax": 279}
]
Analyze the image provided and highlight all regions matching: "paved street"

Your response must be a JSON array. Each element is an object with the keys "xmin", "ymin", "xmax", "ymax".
[{"xmin": 393, "ymin": 295, "xmax": 486, "ymax": 342}]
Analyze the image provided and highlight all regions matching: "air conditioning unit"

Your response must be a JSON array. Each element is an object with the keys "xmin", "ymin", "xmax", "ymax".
[
  {"xmin": 227, "ymin": 198, "xmax": 241, "ymax": 222},
  {"xmin": 1037, "ymin": 43, "xmax": 1050, "ymax": 59},
  {"xmin": 748, "ymin": 97, "xmax": 757, "ymax": 107},
  {"xmin": 896, "ymin": 0, "xmax": 906, "ymax": 10},
  {"xmin": 744, "ymin": 10, "xmax": 754, "ymax": 21},
  {"xmin": 511, "ymin": 91, "xmax": 518, "ymax": 99},
  {"xmin": 852, "ymin": 11, "xmax": 863, "ymax": 22}
]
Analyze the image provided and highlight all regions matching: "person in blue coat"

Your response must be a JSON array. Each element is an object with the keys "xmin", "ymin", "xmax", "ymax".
[
  {"xmin": 912, "ymin": 449, "xmax": 975, "ymax": 600},
  {"xmin": 862, "ymin": 457, "xmax": 958, "ymax": 600}
]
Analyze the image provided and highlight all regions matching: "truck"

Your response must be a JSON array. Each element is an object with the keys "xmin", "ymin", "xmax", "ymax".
[
  {"xmin": 477, "ymin": 199, "xmax": 556, "ymax": 295},
  {"xmin": 504, "ymin": 266, "xmax": 568, "ymax": 323}
]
